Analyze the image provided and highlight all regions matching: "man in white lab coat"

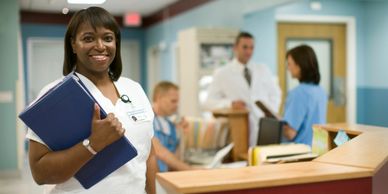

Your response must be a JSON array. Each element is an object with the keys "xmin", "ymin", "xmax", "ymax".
[{"xmin": 203, "ymin": 31, "xmax": 281, "ymax": 146}]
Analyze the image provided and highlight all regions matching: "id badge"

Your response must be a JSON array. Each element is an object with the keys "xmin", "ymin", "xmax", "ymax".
[{"xmin": 127, "ymin": 108, "xmax": 148, "ymax": 123}]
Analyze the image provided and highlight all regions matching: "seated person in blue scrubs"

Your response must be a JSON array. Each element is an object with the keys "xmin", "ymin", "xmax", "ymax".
[
  {"xmin": 152, "ymin": 81, "xmax": 196, "ymax": 172},
  {"xmin": 282, "ymin": 45, "xmax": 328, "ymax": 146}
]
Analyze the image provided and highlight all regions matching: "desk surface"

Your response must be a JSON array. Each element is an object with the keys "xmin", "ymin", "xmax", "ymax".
[
  {"xmin": 157, "ymin": 123, "xmax": 388, "ymax": 194},
  {"xmin": 157, "ymin": 162, "xmax": 371, "ymax": 194},
  {"xmin": 314, "ymin": 131, "xmax": 388, "ymax": 171},
  {"xmin": 314, "ymin": 123, "xmax": 387, "ymax": 135}
]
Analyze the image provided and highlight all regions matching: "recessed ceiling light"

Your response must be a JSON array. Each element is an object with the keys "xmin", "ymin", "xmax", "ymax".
[
  {"xmin": 67, "ymin": 0, "xmax": 106, "ymax": 4},
  {"xmin": 310, "ymin": 1, "xmax": 322, "ymax": 11},
  {"xmin": 62, "ymin": 7, "xmax": 69, "ymax": 14}
]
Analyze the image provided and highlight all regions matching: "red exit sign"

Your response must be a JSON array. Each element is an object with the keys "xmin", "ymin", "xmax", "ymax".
[{"xmin": 124, "ymin": 12, "xmax": 141, "ymax": 27}]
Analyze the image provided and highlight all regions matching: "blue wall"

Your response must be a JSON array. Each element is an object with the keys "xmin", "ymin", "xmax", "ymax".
[
  {"xmin": 243, "ymin": 8, "xmax": 277, "ymax": 73},
  {"xmin": 275, "ymin": 0, "xmax": 366, "ymax": 86},
  {"xmin": 364, "ymin": 2, "xmax": 388, "ymax": 88},
  {"xmin": 18, "ymin": 0, "xmax": 388, "ymax": 131},
  {"xmin": 357, "ymin": 87, "xmax": 388, "ymax": 127},
  {"xmin": 248, "ymin": 0, "xmax": 388, "ymax": 127},
  {"xmin": 356, "ymin": 1, "xmax": 388, "ymax": 127},
  {"xmin": 0, "ymin": 0, "xmax": 19, "ymax": 171},
  {"xmin": 144, "ymin": 0, "xmax": 388, "ymax": 127},
  {"xmin": 247, "ymin": 0, "xmax": 387, "ymax": 126},
  {"xmin": 144, "ymin": 0, "xmax": 367, "ymax": 84}
]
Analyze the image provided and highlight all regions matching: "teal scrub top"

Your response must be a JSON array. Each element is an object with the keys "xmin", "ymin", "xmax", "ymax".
[{"xmin": 283, "ymin": 83, "xmax": 327, "ymax": 146}]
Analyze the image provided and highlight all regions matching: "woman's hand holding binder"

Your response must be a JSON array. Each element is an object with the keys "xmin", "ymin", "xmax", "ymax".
[{"xmin": 89, "ymin": 104, "xmax": 126, "ymax": 153}]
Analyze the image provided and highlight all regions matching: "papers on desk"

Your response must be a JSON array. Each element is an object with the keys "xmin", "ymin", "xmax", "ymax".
[
  {"xmin": 186, "ymin": 143, "xmax": 234, "ymax": 169},
  {"xmin": 248, "ymin": 143, "xmax": 317, "ymax": 165}
]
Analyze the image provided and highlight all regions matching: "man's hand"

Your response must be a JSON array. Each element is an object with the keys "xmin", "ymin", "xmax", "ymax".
[
  {"xmin": 231, "ymin": 100, "xmax": 246, "ymax": 109},
  {"xmin": 176, "ymin": 116, "xmax": 189, "ymax": 133}
]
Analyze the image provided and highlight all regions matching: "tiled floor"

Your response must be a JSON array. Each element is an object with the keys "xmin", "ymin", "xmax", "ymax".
[{"xmin": 0, "ymin": 160, "xmax": 44, "ymax": 194}]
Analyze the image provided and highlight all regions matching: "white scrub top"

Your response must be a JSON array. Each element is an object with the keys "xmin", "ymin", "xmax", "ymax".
[{"xmin": 26, "ymin": 72, "xmax": 154, "ymax": 194}]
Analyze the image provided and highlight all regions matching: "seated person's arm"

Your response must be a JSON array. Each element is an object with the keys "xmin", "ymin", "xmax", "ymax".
[
  {"xmin": 283, "ymin": 124, "xmax": 297, "ymax": 141},
  {"xmin": 152, "ymin": 137, "xmax": 192, "ymax": 171}
]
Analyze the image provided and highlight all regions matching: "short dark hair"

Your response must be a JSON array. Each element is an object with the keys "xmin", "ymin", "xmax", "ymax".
[
  {"xmin": 235, "ymin": 31, "xmax": 254, "ymax": 45},
  {"xmin": 152, "ymin": 81, "xmax": 179, "ymax": 102},
  {"xmin": 63, "ymin": 6, "xmax": 122, "ymax": 81},
  {"xmin": 286, "ymin": 45, "xmax": 320, "ymax": 85}
]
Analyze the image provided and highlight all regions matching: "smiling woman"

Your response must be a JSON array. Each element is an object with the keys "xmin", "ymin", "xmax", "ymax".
[
  {"xmin": 71, "ymin": 24, "xmax": 117, "ymax": 77},
  {"xmin": 63, "ymin": 7, "xmax": 122, "ymax": 81},
  {"xmin": 26, "ymin": 7, "xmax": 156, "ymax": 194}
]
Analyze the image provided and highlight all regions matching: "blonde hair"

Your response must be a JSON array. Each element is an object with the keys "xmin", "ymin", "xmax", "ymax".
[{"xmin": 152, "ymin": 81, "xmax": 179, "ymax": 102}]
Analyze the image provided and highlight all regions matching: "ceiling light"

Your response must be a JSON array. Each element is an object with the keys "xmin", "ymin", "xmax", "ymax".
[
  {"xmin": 67, "ymin": 0, "xmax": 106, "ymax": 4},
  {"xmin": 310, "ymin": 1, "xmax": 322, "ymax": 11},
  {"xmin": 62, "ymin": 7, "xmax": 69, "ymax": 14}
]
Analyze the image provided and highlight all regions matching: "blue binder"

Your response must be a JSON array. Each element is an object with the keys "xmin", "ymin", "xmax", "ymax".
[{"xmin": 19, "ymin": 74, "xmax": 138, "ymax": 189}]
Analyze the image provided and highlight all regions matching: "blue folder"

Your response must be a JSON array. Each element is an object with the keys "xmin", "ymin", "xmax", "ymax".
[{"xmin": 19, "ymin": 74, "xmax": 138, "ymax": 189}]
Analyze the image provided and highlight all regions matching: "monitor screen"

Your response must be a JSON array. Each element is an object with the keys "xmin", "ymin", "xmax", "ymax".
[{"xmin": 257, "ymin": 117, "xmax": 283, "ymax": 146}]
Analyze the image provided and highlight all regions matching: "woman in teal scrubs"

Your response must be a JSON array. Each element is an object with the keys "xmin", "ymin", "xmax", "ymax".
[{"xmin": 283, "ymin": 45, "xmax": 327, "ymax": 146}]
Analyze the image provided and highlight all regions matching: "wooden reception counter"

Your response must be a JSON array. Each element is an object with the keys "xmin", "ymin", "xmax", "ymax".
[{"xmin": 156, "ymin": 124, "xmax": 388, "ymax": 194}]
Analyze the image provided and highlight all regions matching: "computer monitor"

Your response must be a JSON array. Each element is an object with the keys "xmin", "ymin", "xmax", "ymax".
[{"xmin": 257, "ymin": 117, "xmax": 284, "ymax": 146}]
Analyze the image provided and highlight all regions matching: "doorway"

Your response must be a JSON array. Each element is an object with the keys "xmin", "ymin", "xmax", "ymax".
[{"xmin": 277, "ymin": 23, "xmax": 347, "ymax": 123}]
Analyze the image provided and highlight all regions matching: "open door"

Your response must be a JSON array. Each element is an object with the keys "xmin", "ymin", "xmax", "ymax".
[{"xmin": 278, "ymin": 23, "xmax": 347, "ymax": 123}]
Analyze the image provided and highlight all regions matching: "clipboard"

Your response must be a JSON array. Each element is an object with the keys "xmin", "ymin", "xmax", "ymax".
[{"xmin": 255, "ymin": 100, "xmax": 282, "ymax": 120}]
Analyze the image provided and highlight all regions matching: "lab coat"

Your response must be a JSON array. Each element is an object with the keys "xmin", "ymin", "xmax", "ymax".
[{"xmin": 203, "ymin": 58, "xmax": 281, "ymax": 146}]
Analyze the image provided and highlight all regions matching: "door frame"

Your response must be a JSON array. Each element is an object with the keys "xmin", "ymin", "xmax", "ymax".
[
  {"xmin": 276, "ymin": 14, "xmax": 356, "ymax": 124},
  {"xmin": 147, "ymin": 45, "xmax": 162, "ymax": 95},
  {"xmin": 120, "ymin": 40, "xmax": 141, "ymax": 82}
]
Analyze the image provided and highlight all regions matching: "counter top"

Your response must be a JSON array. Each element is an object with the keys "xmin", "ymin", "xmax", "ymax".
[{"xmin": 157, "ymin": 123, "xmax": 388, "ymax": 194}]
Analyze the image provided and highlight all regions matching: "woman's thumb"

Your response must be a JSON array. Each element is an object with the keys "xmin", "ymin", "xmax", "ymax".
[{"xmin": 93, "ymin": 103, "xmax": 101, "ymax": 120}]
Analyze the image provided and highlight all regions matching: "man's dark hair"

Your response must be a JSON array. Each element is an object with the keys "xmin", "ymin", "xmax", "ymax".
[
  {"xmin": 235, "ymin": 31, "xmax": 254, "ymax": 45},
  {"xmin": 286, "ymin": 45, "xmax": 321, "ymax": 85},
  {"xmin": 63, "ymin": 6, "xmax": 122, "ymax": 81}
]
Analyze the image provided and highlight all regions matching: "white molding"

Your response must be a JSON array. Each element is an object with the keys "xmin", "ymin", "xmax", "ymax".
[
  {"xmin": 146, "ymin": 45, "xmax": 161, "ymax": 96},
  {"xmin": 276, "ymin": 14, "xmax": 357, "ymax": 124},
  {"xmin": 121, "ymin": 40, "xmax": 141, "ymax": 82},
  {"xmin": 27, "ymin": 37, "xmax": 63, "ymax": 102},
  {"xmin": 171, "ymin": 42, "xmax": 179, "ymax": 83}
]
